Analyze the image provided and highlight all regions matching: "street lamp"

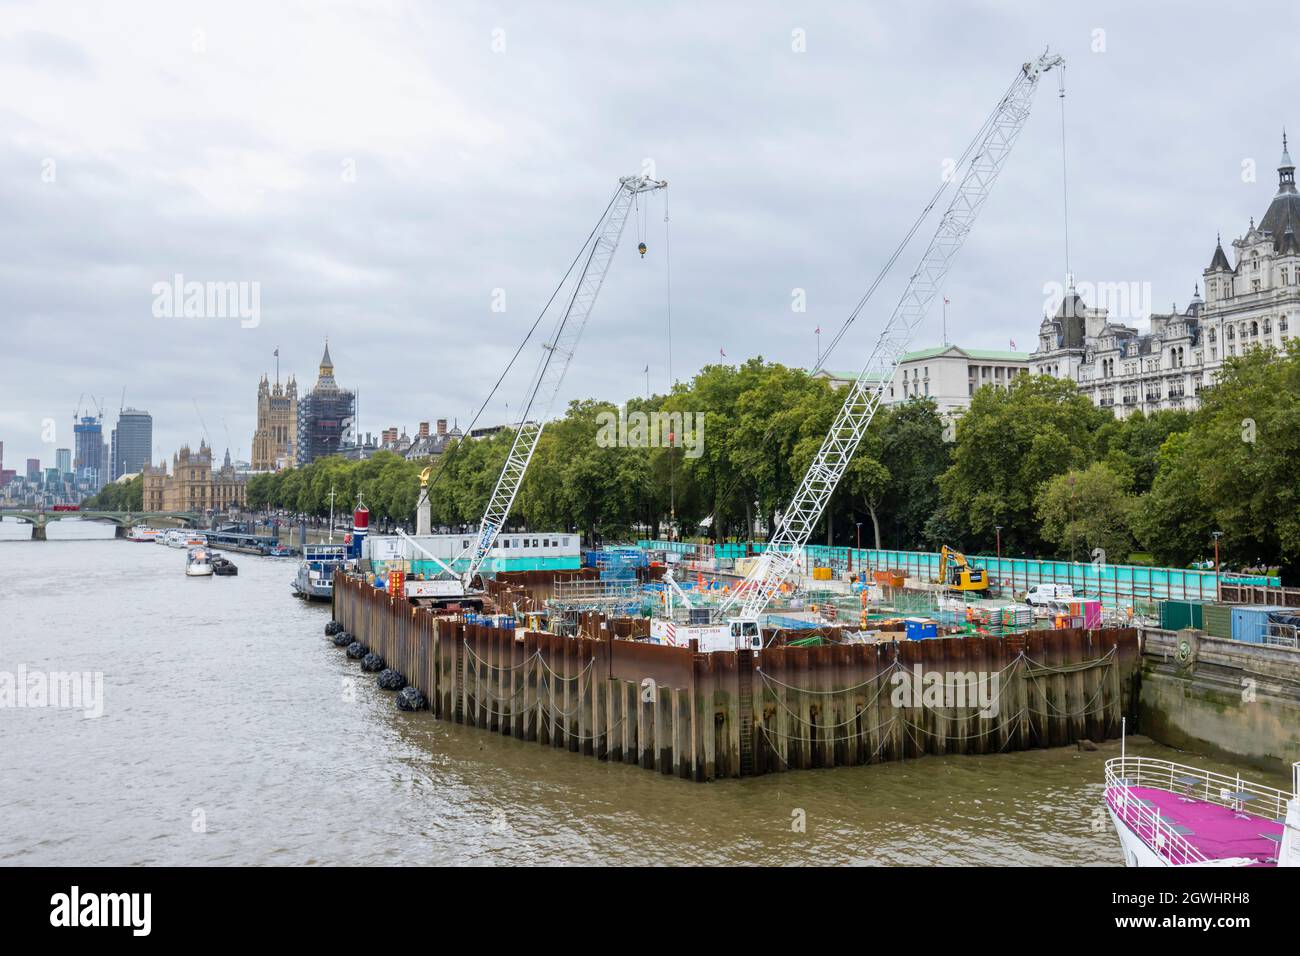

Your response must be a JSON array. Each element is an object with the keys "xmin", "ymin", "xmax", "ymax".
[
  {"xmin": 1212, "ymin": 531, "xmax": 1223, "ymax": 601},
  {"xmin": 856, "ymin": 521, "xmax": 862, "ymax": 551},
  {"xmin": 995, "ymin": 525, "xmax": 1003, "ymax": 594}
]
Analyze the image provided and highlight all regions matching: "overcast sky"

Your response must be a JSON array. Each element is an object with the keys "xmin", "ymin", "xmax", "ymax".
[{"xmin": 3, "ymin": 0, "xmax": 1298, "ymax": 469}]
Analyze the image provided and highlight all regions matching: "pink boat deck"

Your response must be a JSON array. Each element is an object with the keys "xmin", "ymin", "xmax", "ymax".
[{"xmin": 1109, "ymin": 786, "xmax": 1284, "ymax": 866}]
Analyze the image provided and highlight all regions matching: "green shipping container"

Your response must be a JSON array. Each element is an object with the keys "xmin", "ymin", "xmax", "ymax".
[
  {"xmin": 1202, "ymin": 603, "xmax": 1233, "ymax": 639},
  {"xmin": 1160, "ymin": 599, "xmax": 1204, "ymax": 631}
]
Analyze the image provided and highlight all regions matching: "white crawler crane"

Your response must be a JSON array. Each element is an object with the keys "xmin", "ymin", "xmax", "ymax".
[
  {"xmin": 717, "ymin": 51, "xmax": 1064, "ymax": 648},
  {"xmin": 458, "ymin": 174, "xmax": 668, "ymax": 591}
]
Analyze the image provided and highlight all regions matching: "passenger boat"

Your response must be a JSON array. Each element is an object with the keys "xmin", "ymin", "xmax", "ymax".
[
  {"xmin": 211, "ymin": 554, "xmax": 238, "ymax": 576},
  {"xmin": 126, "ymin": 526, "xmax": 162, "ymax": 542},
  {"xmin": 185, "ymin": 546, "xmax": 214, "ymax": 577},
  {"xmin": 1104, "ymin": 753, "xmax": 1300, "ymax": 867},
  {"xmin": 292, "ymin": 544, "xmax": 349, "ymax": 600},
  {"xmin": 163, "ymin": 529, "xmax": 188, "ymax": 548}
]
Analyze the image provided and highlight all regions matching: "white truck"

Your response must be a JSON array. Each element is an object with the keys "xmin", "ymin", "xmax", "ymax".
[{"xmin": 1023, "ymin": 583, "xmax": 1074, "ymax": 607}]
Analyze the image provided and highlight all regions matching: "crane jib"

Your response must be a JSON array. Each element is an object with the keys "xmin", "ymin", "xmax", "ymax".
[
  {"xmin": 460, "ymin": 175, "xmax": 668, "ymax": 587},
  {"xmin": 719, "ymin": 52, "xmax": 1062, "ymax": 630}
]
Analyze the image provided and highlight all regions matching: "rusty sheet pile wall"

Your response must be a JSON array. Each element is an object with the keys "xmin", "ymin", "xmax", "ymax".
[
  {"xmin": 486, "ymin": 568, "xmax": 599, "ymax": 611},
  {"xmin": 334, "ymin": 574, "xmax": 1140, "ymax": 782}
]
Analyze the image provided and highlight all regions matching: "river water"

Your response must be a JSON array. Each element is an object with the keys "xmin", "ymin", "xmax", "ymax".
[{"xmin": 1, "ymin": 520, "xmax": 1282, "ymax": 866}]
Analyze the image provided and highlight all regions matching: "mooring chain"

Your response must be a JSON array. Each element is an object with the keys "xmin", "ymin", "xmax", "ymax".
[
  {"xmin": 537, "ymin": 666, "xmax": 592, "ymax": 720},
  {"xmin": 900, "ymin": 705, "xmax": 1030, "ymax": 742},
  {"xmin": 758, "ymin": 669, "xmax": 900, "ymax": 731},
  {"xmin": 758, "ymin": 714, "xmax": 900, "ymax": 749},
  {"xmin": 468, "ymin": 672, "xmax": 534, "ymax": 707},
  {"xmin": 537, "ymin": 654, "xmax": 596, "ymax": 682},
  {"xmin": 755, "ymin": 656, "xmax": 903, "ymax": 696},
  {"xmin": 1023, "ymin": 667, "xmax": 1114, "ymax": 720},
  {"xmin": 463, "ymin": 644, "xmax": 542, "ymax": 673},
  {"xmin": 1020, "ymin": 645, "xmax": 1118, "ymax": 673}
]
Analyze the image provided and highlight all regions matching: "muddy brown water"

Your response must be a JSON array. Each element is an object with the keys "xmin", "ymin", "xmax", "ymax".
[{"xmin": 2, "ymin": 521, "xmax": 1284, "ymax": 865}]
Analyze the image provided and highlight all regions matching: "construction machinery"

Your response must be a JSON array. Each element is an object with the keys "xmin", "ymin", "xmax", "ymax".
[
  {"xmin": 716, "ymin": 50, "xmax": 1064, "ymax": 649},
  {"xmin": 403, "ymin": 174, "xmax": 667, "ymax": 603},
  {"xmin": 935, "ymin": 545, "xmax": 988, "ymax": 592}
]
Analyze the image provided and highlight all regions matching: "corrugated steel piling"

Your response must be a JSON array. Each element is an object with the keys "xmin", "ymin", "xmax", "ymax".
[{"xmin": 333, "ymin": 574, "xmax": 1141, "ymax": 782}]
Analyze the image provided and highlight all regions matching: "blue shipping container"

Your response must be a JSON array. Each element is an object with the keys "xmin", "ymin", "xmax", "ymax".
[{"xmin": 1230, "ymin": 605, "xmax": 1286, "ymax": 644}]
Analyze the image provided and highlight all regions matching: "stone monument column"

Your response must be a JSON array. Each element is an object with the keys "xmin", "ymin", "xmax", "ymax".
[{"xmin": 416, "ymin": 467, "xmax": 432, "ymax": 536}]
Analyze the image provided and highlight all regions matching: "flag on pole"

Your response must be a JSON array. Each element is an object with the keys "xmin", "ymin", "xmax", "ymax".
[
  {"xmin": 273, "ymin": 348, "xmax": 279, "ymax": 357},
  {"xmin": 1010, "ymin": 338, "xmax": 1017, "ymax": 350},
  {"xmin": 814, "ymin": 326, "xmax": 820, "ymax": 334},
  {"xmin": 719, "ymin": 347, "xmax": 727, "ymax": 358},
  {"xmin": 943, "ymin": 296, "xmax": 949, "ymax": 305},
  {"xmin": 643, "ymin": 364, "xmax": 649, "ymax": 374}
]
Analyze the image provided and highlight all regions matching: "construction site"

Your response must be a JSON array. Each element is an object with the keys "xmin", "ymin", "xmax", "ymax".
[{"xmin": 325, "ymin": 48, "xmax": 1299, "ymax": 780}]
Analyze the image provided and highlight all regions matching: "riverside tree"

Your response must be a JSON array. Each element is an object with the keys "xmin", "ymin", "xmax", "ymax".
[{"xmin": 938, "ymin": 375, "xmax": 1109, "ymax": 554}]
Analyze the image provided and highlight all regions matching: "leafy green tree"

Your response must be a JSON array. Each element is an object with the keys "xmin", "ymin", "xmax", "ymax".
[
  {"xmin": 877, "ymin": 399, "xmax": 951, "ymax": 549},
  {"xmin": 846, "ymin": 450, "xmax": 889, "ymax": 549},
  {"xmin": 84, "ymin": 474, "xmax": 143, "ymax": 511},
  {"xmin": 939, "ymin": 376, "xmax": 1108, "ymax": 553},
  {"xmin": 1172, "ymin": 342, "xmax": 1300, "ymax": 575},
  {"xmin": 1133, "ymin": 431, "xmax": 1215, "ymax": 567},
  {"xmin": 1095, "ymin": 409, "xmax": 1193, "ymax": 494},
  {"xmin": 1035, "ymin": 462, "xmax": 1136, "ymax": 562}
]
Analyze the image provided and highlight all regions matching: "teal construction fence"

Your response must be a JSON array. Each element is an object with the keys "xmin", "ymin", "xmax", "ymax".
[{"xmin": 637, "ymin": 540, "xmax": 1279, "ymax": 608}]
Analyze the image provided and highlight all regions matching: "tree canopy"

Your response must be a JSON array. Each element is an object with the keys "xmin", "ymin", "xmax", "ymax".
[{"xmin": 241, "ymin": 343, "xmax": 1300, "ymax": 577}]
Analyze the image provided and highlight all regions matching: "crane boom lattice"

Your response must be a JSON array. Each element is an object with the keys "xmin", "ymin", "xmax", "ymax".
[
  {"xmin": 463, "ymin": 174, "xmax": 667, "ymax": 585},
  {"xmin": 719, "ymin": 52, "xmax": 1063, "ymax": 626}
]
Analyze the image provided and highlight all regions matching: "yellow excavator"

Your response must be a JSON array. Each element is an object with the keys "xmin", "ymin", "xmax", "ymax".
[{"xmin": 935, "ymin": 545, "xmax": 988, "ymax": 592}]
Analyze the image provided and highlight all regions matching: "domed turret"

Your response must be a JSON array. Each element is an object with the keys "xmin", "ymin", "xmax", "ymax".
[{"xmin": 1259, "ymin": 131, "xmax": 1300, "ymax": 252}]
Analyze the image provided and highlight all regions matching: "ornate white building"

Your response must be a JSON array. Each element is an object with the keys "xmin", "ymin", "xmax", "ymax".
[{"xmin": 1031, "ymin": 135, "xmax": 1299, "ymax": 417}]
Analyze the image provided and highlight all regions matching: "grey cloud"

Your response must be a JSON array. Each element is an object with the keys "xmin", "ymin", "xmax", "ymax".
[{"xmin": 2, "ymin": 1, "xmax": 1296, "ymax": 466}]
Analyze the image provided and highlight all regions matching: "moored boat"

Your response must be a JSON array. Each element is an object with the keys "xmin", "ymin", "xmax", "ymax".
[
  {"xmin": 185, "ymin": 546, "xmax": 214, "ymax": 577},
  {"xmin": 211, "ymin": 554, "xmax": 238, "ymax": 576},
  {"xmin": 293, "ymin": 544, "xmax": 348, "ymax": 600},
  {"xmin": 1104, "ymin": 755, "xmax": 1300, "ymax": 867},
  {"xmin": 126, "ymin": 526, "xmax": 162, "ymax": 542}
]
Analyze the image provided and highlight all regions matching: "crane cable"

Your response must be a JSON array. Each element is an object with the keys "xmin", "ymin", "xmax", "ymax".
[
  {"xmin": 1058, "ymin": 64, "xmax": 1071, "ymax": 285},
  {"xmin": 422, "ymin": 184, "xmax": 624, "ymax": 500},
  {"xmin": 701, "ymin": 66, "xmax": 1026, "ymax": 532},
  {"xmin": 664, "ymin": 187, "xmax": 677, "ymax": 531},
  {"xmin": 809, "ymin": 67, "xmax": 1023, "ymax": 377}
]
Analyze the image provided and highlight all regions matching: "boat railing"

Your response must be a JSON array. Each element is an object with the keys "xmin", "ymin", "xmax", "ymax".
[
  {"xmin": 1106, "ymin": 755, "xmax": 1295, "ymax": 830},
  {"xmin": 1105, "ymin": 779, "xmax": 1209, "ymax": 866},
  {"xmin": 304, "ymin": 544, "xmax": 348, "ymax": 560}
]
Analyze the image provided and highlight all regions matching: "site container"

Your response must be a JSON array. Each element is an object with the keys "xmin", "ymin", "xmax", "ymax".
[
  {"xmin": 1202, "ymin": 603, "xmax": 1233, "ymax": 639},
  {"xmin": 905, "ymin": 618, "xmax": 938, "ymax": 640},
  {"xmin": 1159, "ymin": 599, "xmax": 1204, "ymax": 632},
  {"xmin": 1230, "ymin": 605, "xmax": 1286, "ymax": 644}
]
